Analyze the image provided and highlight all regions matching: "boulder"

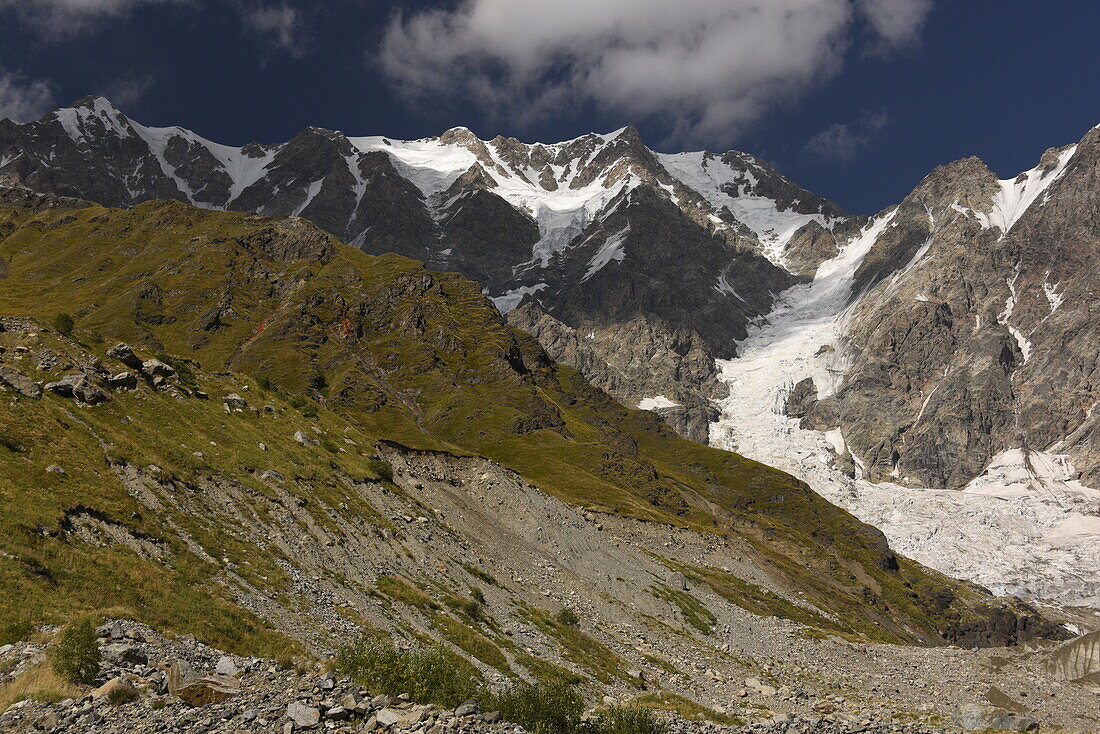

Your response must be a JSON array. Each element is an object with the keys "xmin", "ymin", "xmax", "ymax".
[
  {"xmin": 166, "ymin": 659, "xmax": 240, "ymax": 707},
  {"xmin": 955, "ymin": 703, "xmax": 1038, "ymax": 732},
  {"xmin": 285, "ymin": 702, "xmax": 320, "ymax": 728},
  {"xmin": 222, "ymin": 394, "xmax": 248, "ymax": 411},
  {"xmin": 107, "ymin": 372, "xmax": 138, "ymax": 390},
  {"xmin": 0, "ymin": 366, "xmax": 42, "ymax": 399},
  {"xmin": 375, "ymin": 707, "xmax": 424, "ymax": 727},
  {"xmin": 103, "ymin": 643, "xmax": 148, "ymax": 667},
  {"xmin": 106, "ymin": 344, "xmax": 143, "ymax": 370},
  {"xmin": 214, "ymin": 656, "xmax": 238, "ymax": 677},
  {"xmin": 141, "ymin": 359, "xmax": 176, "ymax": 379},
  {"xmin": 294, "ymin": 431, "xmax": 317, "ymax": 447},
  {"xmin": 45, "ymin": 373, "xmax": 109, "ymax": 405}
]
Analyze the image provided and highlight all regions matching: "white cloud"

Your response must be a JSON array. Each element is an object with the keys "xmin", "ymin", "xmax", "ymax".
[
  {"xmin": 804, "ymin": 109, "xmax": 891, "ymax": 161},
  {"xmin": 378, "ymin": 0, "xmax": 932, "ymax": 146},
  {"xmin": 0, "ymin": 72, "xmax": 56, "ymax": 123},
  {"xmin": 857, "ymin": 0, "xmax": 933, "ymax": 53},
  {"xmin": 103, "ymin": 73, "xmax": 155, "ymax": 107},
  {"xmin": 0, "ymin": 0, "xmax": 182, "ymax": 37},
  {"xmin": 242, "ymin": 2, "xmax": 310, "ymax": 58}
]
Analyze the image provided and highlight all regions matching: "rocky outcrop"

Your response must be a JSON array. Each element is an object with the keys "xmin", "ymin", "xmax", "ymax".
[
  {"xmin": 0, "ymin": 98, "xmax": 847, "ymax": 445},
  {"xmin": 811, "ymin": 125, "xmax": 1100, "ymax": 488}
]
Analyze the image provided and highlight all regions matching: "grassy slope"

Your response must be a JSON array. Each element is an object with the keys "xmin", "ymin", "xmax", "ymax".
[{"xmin": 0, "ymin": 195, "xmax": 993, "ymax": 647}]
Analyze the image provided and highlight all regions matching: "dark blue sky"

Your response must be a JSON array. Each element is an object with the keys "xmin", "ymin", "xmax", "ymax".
[{"xmin": 1, "ymin": 1, "xmax": 1097, "ymax": 215}]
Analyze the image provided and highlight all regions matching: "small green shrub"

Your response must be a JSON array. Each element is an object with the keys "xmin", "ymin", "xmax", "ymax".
[
  {"xmin": 554, "ymin": 607, "xmax": 580, "ymax": 627},
  {"xmin": 470, "ymin": 587, "xmax": 485, "ymax": 605},
  {"xmin": 367, "ymin": 458, "xmax": 394, "ymax": 483},
  {"xmin": 88, "ymin": 331, "xmax": 104, "ymax": 345},
  {"xmin": 0, "ymin": 621, "xmax": 34, "ymax": 645},
  {"xmin": 154, "ymin": 353, "xmax": 195, "ymax": 385},
  {"xmin": 256, "ymin": 375, "xmax": 274, "ymax": 392},
  {"xmin": 590, "ymin": 706, "xmax": 668, "ymax": 734},
  {"xmin": 49, "ymin": 618, "xmax": 100, "ymax": 685},
  {"xmin": 486, "ymin": 681, "xmax": 584, "ymax": 734},
  {"xmin": 336, "ymin": 636, "xmax": 480, "ymax": 708},
  {"xmin": 52, "ymin": 313, "xmax": 74, "ymax": 337},
  {"xmin": 107, "ymin": 685, "xmax": 139, "ymax": 705}
]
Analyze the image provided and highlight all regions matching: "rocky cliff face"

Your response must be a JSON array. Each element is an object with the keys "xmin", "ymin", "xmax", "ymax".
[
  {"xmin": 0, "ymin": 97, "xmax": 846, "ymax": 441},
  {"xmin": 802, "ymin": 127, "xmax": 1100, "ymax": 490}
]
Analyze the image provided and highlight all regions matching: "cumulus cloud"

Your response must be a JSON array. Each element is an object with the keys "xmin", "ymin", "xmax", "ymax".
[
  {"xmin": 804, "ymin": 109, "xmax": 891, "ymax": 161},
  {"xmin": 0, "ymin": 0, "xmax": 183, "ymax": 38},
  {"xmin": 378, "ymin": 0, "xmax": 933, "ymax": 146},
  {"xmin": 242, "ymin": 2, "xmax": 310, "ymax": 58},
  {"xmin": 856, "ymin": 0, "xmax": 933, "ymax": 53},
  {"xmin": 102, "ymin": 72, "xmax": 155, "ymax": 107},
  {"xmin": 0, "ymin": 72, "xmax": 56, "ymax": 123}
]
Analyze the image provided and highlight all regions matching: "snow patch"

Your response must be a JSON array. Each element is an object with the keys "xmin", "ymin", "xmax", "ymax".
[
  {"xmin": 638, "ymin": 395, "xmax": 679, "ymax": 410},
  {"xmin": 491, "ymin": 283, "xmax": 547, "ymax": 314},
  {"xmin": 582, "ymin": 224, "xmax": 630, "ymax": 282},
  {"xmin": 978, "ymin": 145, "xmax": 1078, "ymax": 236}
]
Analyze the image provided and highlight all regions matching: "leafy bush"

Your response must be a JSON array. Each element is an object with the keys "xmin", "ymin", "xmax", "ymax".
[
  {"xmin": 52, "ymin": 313, "xmax": 74, "ymax": 337},
  {"xmin": 256, "ymin": 375, "xmax": 275, "ymax": 392},
  {"xmin": 590, "ymin": 706, "xmax": 668, "ymax": 734},
  {"xmin": 49, "ymin": 618, "xmax": 100, "ymax": 685},
  {"xmin": 107, "ymin": 685, "xmax": 139, "ymax": 705},
  {"xmin": 486, "ymin": 681, "xmax": 585, "ymax": 734},
  {"xmin": 554, "ymin": 607, "xmax": 580, "ymax": 627},
  {"xmin": 367, "ymin": 458, "xmax": 394, "ymax": 483},
  {"xmin": 0, "ymin": 621, "xmax": 33, "ymax": 646},
  {"xmin": 154, "ymin": 353, "xmax": 195, "ymax": 385},
  {"xmin": 336, "ymin": 637, "xmax": 479, "ymax": 708},
  {"xmin": 470, "ymin": 587, "xmax": 485, "ymax": 605}
]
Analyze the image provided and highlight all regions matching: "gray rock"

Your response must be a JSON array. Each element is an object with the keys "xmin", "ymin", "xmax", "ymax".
[
  {"xmin": 454, "ymin": 700, "xmax": 479, "ymax": 716},
  {"xmin": 223, "ymin": 393, "xmax": 248, "ymax": 410},
  {"xmin": 106, "ymin": 343, "xmax": 144, "ymax": 370},
  {"xmin": 286, "ymin": 702, "xmax": 321, "ymax": 728},
  {"xmin": 294, "ymin": 431, "xmax": 317, "ymax": 447},
  {"xmin": 955, "ymin": 703, "xmax": 1038, "ymax": 732},
  {"xmin": 103, "ymin": 643, "xmax": 148, "ymax": 667},
  {"xmin": 166, "ymin": 658, "xmax": 240, "ymax": 707},
  {"xmin": 0, "ymin": 366, "xmax": 42, "ymax": 399},
  {"xmin": 45, "ymin": 465, "xmax": 65, "ymax": 474},
  {"xmin": 215, "ymin": 656, "xmax": 239, "ymax": 677},
  {"xmin": 141, "ymin": 358, "xmax": 176, "ymax": 379},
  {"xmin": 108, "ymin": 371, "xmax": 138, "ymax": 390},
  {"xmin": 45, "ymin": 373, "xmax": 109, "ymax": 405}
]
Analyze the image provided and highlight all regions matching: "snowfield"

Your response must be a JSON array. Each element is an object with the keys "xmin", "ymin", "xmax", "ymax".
[{"xmin": 709, "ymin": 214, "xmax": 1100, "ymax": 609}]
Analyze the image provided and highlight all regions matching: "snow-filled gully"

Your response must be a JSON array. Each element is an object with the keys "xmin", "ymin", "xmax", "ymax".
[{"xmin": 709, "ymin": 215, "xmax": 1100, "ymax": 609}]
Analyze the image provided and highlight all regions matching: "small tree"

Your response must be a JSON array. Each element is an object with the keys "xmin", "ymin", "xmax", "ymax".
[
  {"xmin": 49, "ymin": 617, "xmax": 101, "ymax": 685},
  {"xmin": 554, "ymin": 607, "xmax": 580, "ymax": 627},
  {"xmin": 52, "ymin": 313, "xmax": 74, "ymax": 337}
]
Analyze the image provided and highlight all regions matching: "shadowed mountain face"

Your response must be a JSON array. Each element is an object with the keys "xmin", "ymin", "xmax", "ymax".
[
  {"xmin": 0, "ymin": 97, "xmax": 843, "ymax": 442},
  {"xmin": 3, "ymin": 98, "xmax": 1099, "ymax": 496}
]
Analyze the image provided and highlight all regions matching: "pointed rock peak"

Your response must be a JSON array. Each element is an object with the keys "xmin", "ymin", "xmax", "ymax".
[
  {"xmin": 445, "ymin": 163, "xmax": 498, "ymax": 198},
  {"xmin": 611, "ymin": 125, "xmax": 645, "ymax": 147},
  {"xmin": 439, "ymin": 126, "xmax": 481, "ymax": 145},
  {"xmin": 67, "ymin": 95, "xmax": 117, "ymax": 111}
]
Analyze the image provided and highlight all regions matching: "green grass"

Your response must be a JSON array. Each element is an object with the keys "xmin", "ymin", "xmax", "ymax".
[
  {"xmin": 0, "ymin": 193, "xmax": 1021, "ymax": 657},
  {"xmin": 524, "ymin": 607, "xmax": 631, "ymax": 685},
  {"xmin": 336, "ymin": 635, "xmax": 482, "ymax": 708},
  {"xmin": 630, "ymin": 691, "xmax": 742, "ymax": 727},
  {"xmin": 649, "ymin": 584, "xmax": 716, "ymax": 635}
]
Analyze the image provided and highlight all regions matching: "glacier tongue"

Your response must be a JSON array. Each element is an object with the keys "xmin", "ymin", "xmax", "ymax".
[{"xmin": 709, "ymin": 211, "xmax": 1100, "ymax": 609}]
